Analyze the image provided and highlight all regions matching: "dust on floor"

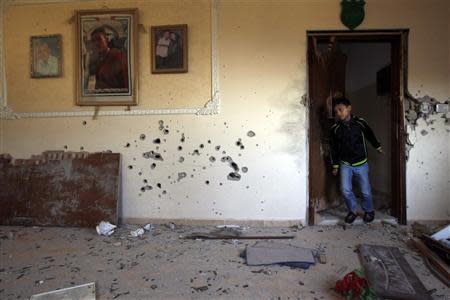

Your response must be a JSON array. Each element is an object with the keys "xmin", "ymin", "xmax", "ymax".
[{"xmin": 0, "ymin": 224, "xmax": 449, "ymax": 300}]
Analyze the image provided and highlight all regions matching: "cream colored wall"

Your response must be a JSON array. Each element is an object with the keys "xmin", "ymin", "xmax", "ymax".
[
  {"xmin": 4, "ymin": 0, "xmax": 211, "ymax": 112},
  {"xmin": 1, "ymin": 0, "xmax": 449, "ymax": 223}
]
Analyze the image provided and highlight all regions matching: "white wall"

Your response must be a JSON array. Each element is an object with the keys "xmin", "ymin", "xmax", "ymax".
[{"xmin": 1, "ymin": 0, "xmax": 449, "ymax": 224}]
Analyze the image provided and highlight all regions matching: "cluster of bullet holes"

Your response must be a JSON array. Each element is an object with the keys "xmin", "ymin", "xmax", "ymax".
[{"xmin": 121, "ymin": 120, "xmax": 257, "ymax": 207}]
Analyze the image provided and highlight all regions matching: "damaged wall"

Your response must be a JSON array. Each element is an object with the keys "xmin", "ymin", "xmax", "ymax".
[{"xmin": 1, "ymin": 0, "xmax": 449, "ymax": 224}]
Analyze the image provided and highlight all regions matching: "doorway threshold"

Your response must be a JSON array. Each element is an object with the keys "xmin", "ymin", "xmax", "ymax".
[{"xmin": 317, "ymin": 206, "xmax": 397, "ymax": 226}]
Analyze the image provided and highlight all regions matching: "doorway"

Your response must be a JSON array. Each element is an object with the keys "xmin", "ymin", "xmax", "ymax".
[{"xmin": 307, "ymin": 30, "xmax": 408, "ymax": 225}]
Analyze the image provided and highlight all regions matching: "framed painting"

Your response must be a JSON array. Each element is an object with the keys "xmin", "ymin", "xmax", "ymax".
[
  {"xmin": 76, "ymin": 9, "xmax": 138, "ymax": 106},
  {"xmin": 30, "ymin": 34, "xmax": 62, "ymax": 78},
  {"xmin": 151, "ymin": 24, "xmax": 188, "ymax": 74}
]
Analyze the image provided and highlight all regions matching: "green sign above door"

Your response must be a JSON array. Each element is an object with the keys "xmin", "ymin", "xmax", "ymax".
[{"xmin": 341, "ymin": 0, "xmax": 365, "ymax": 30}]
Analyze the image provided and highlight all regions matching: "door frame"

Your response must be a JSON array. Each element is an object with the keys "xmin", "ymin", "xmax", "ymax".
[{"xmin": 306, "ymin": 29, "xmax": 409, "ymax": 225}]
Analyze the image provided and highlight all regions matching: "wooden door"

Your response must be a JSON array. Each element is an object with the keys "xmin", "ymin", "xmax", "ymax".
[{"xmin": 307, "ymin": 36, "xmax": 347, "ymax": 224}]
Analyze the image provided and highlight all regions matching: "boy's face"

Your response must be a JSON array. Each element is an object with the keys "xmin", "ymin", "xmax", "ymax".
[{"xmin": 334, "ymin": 104, "xmax": 352, "ymax": 121}]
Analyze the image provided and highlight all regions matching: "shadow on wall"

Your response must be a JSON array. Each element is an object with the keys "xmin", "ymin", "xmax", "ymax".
[{"xmin": 269, "ymin": 74, "xmax": 308, "ymax": 171}]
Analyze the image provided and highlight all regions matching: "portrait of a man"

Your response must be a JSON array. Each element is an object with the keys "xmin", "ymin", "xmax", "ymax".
[
  {"xmin": 152, "ymin": 24, "xmax": 188, "ymax": 74},
  {"xmin": 30, "ymin": 35, "xmax": 62, "ymax": 78},
  {"xmin": 76, "ymin": 9, "xmax": 138, "ymax": 106}
]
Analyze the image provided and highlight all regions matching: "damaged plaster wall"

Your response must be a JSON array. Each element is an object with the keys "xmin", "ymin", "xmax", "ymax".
[{"xmin": 1, "ymin": 0, "xmax": 450, "ymax": 223}]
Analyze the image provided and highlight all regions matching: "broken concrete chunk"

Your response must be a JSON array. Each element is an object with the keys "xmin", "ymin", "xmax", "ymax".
[
  {"xmin": 96, "ymin": 221, "xmax": 117, "ymax": 236},
  {"xmin": 143, "ymin": 224, "xmax": 154, "ymax": 231},
  {"xmin": 130, "ymin": 228, "xmax": 145, "ymax": 237}
]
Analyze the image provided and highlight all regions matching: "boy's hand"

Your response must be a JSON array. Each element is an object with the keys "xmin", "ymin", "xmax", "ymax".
[
  {"xmin": 332, "ymin": 168, "xmax": 338, "ymax": 176},
  {"xmin": 377, "ymin": 147, "xmax": 384, "ymax": 155}
]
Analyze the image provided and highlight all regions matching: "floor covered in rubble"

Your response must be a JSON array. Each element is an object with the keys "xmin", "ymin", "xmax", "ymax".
[{"xmin": 1, "ymin": 224, "xmax": 449, "ymax": 300}]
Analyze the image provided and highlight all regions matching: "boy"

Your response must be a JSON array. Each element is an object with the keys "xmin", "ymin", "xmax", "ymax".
[{"xmin": 330, "ymin": 97, "xmax": 383, "ymax": 224}]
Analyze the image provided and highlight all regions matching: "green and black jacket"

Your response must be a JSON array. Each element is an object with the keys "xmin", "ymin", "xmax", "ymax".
[{"xmin": 330, "ymin": 116, "xmax": 381, "ymax": 169}]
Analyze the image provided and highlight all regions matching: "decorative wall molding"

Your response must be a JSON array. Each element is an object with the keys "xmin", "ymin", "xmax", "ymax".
[
  {"xmin": 0, "ymin": 105, "xmax": 18, "ymax": 119},
  {"xmin": 0, "ymin": 0, "xmax": 220, "ymax": 119},
  {"xmin": 0, "ymin": 1, "xmax": 7, "ymax": 108}
]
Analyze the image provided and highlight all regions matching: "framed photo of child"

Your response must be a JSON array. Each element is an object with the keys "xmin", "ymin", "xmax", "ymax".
[
  {"xmin": 75, "ymin": 8, "xmax": 138, "ymax": 106},
  {"xmin": 30, "ymin": 34, "xmax": 62, "ymax": 78},
  {"xmin": 151, "ymin": 24, "xmax": 188, "ymax": 74}
]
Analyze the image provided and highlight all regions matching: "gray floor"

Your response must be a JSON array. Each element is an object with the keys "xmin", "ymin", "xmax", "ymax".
[{"xmin": 1, "ymin": 224, "xmax": 448, "ymax": 300}]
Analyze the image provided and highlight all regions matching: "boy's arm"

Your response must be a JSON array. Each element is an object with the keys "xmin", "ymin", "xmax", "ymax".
[
  {"xmin": 358, "ymin": 118, "xmax": 382, "ymax": 151},
  {"xmin": 329, "ymin": 124, "xmax": 340, "ymax": 170}
]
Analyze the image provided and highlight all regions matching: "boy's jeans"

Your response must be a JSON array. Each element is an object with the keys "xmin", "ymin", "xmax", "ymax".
[{"xmin": 339, "ymin": 162, "xmax": 374, "ymax": 213}]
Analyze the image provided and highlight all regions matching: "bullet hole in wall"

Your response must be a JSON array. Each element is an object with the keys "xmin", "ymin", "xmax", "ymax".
[
  {"xmin": 227, "ymin": 172, "xmax": 241, "ymax": 181},
  {"xmin": 123, "ymin": 120, "xmax": 256, "ymax": 195}
]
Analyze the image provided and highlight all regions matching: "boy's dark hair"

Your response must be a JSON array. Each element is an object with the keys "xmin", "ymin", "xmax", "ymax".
[{"xmin": 333, "ymin": 97, "xmax": 351, "ymax": 107}]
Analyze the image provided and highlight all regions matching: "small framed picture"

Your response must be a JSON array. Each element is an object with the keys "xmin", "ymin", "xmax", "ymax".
[
  {"xmin": 151, "ymin": 24, "xmax": 188, "ymax": 74},
  {"xmin": 76, "ymin": 8, "xmax": 138, "ymax": 106},
  {"xmin": 30, "ymin": 34, "xmax": 62, "ymax": 78}
]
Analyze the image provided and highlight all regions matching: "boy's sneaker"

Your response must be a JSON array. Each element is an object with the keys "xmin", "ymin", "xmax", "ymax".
[
  {"xmin": 344, "ymin": 212, "xmax": 357, "ymax": 224},
  {"xmin": 363, "ymin": 211, "xmax": 375, "ymax": 223}
]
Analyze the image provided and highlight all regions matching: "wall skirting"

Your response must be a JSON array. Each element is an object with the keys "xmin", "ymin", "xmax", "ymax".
[
  {"xmin": 0, "ymin": 0, "xmax": 220, "ymax": 119},
  {"xmin": 121, "ymin": 217, "xmax": 305, "ymax": 227}
]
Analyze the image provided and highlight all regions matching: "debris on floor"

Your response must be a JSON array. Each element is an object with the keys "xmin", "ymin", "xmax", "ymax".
[
  {"xmin": 244, "ymin": 241, "xmax": 315, "ymax": 269},
  {"xmin": 96, "ymin": 221, "xmax": 117, "ymax": 236},
  {"xmin": 429, "ymin": 223, "xmax": 450, "ymax": 253},
  {"xmin": 143, "ymin": 224, "xmax": 154, "ymax": 231},
  {"xmin": 409, "ymin": 222, "xmax": 450, "ymax": 286},
  {"xmin": 412, "ymin": 238, "xmax": 450, "ymax": 286},
  {"xmin": 182, "ymin": 227, "xmax": 294, "ymax": 240},
  {"xmin": 130, "ymin": 228, "xmax": 145, "ymax": 237},
  {"xmin": 335, "ymin": 269, "xmax": 376, "ymax": 300},
  {"xmin": 359, "ymin": 244, "xmax": 432, "ymax": 300},
  {"xmin": 30, "ymin": 282, "xmax": 95, "ymax": 300},
  {"xmin": 2, "ymin": 224, "xmax": 449, "ymax": 299}
]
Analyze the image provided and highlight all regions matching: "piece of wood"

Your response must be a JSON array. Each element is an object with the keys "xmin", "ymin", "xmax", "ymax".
[
  {"xmin": 182, "ymin": 234, "xmax": 294, "ymax": 240},
  {"xmin": 421, "ymin": 234, "xmax": 450, "ymax": 264},
  {"xmin": 412, "ymin": 238, "xmax": 450, "ymax": 284},
  {"xmin": 30, "ymin": 282, "xmax": 95, "ymax": 300},
  {"xmin": 0, "ymin": 152, "xmax": 120, "ymax": 227}
]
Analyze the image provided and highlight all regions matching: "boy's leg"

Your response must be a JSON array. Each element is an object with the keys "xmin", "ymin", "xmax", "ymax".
[
  {"xmin": 353, "ymin": 162, "xmax": 374, "ymax": 213},
  {"xmin": 340, "ymin": 164, "xmax": 357, "ymax": 213}
]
